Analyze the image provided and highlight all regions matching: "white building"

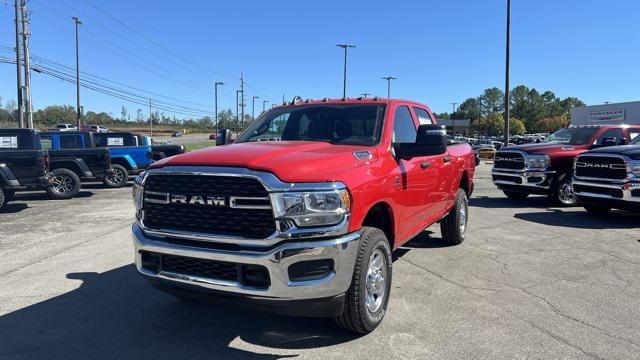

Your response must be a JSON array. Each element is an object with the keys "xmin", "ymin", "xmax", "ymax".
[{"xmin": 571, "ymin": 101, "xmax": 640, "ymax": 125}]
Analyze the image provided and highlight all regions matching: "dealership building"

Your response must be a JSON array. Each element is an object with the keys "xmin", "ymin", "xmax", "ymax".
[{"xmin": 571, "ymin": 100, "xmax": 640, "ymax": 125}]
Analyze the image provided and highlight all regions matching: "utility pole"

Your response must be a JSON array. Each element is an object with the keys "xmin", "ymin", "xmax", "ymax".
[
  {"xmin": 336, "ymin": 44, "xmax": 356, "ymax": 98},
  {"xmin": 360, "ymin": 93, "xmax": 371, "ymax": 98},
  {"xmin": 240, "ymin": 72, "xmax": 245, "ymax": 130},
  {"xmin": 382, "ymin": 76, "xmax": 396, "ymax": 99},
  {"xmin": 262, "ymin": 100, "xmax": 269, "ymax": 113},
  {"xmin": 214, "ymin": 81, "xmax": 224, "ymax": 129},
  {"xmin": 236, "ymin": 90, "xmax": 241, "ymax": 130},
  {"xmin": 252, "ymin": 96, "xmax": 259, "ymax": 120},
  {"xmin": 148, "ymin": 99, "xmax": 153, "ymax": 137},
  {"xmin": 14, "ymin": 0, "xmax": 24, "ymax": 128},
  {"xmin": 71, "ymin": 16, "xmax": 82, "ymax": 128},
  {"xmin": 503, "ymin": 0, "xmax": 511, "ymax": 146},
  {"xmin": 20, "ymin": 0, "xmax": 33, "ymax": 128},
  {"xmin": 282, "ymin": 93, "xmax": 285, "ymax": 104},
  {"xmin": 450, "ymin": 102, "xmax": 458, "ymax": 136}
]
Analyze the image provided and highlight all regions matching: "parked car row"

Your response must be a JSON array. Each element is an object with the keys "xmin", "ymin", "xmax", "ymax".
[
  {"xmin": 0, "ymin": 128, "xmax": 185, "ymax": 209},
  {"xmin": 491, "ymin": 124, "xmax": 640, "ymax": 213}
]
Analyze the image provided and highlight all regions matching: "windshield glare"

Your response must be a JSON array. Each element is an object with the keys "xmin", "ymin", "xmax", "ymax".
[
  {"xmin": 236, "ymin": 104, "xmax": 386, "ymax": 146},
  {"xmin": 543, "ymin": 128, "xmax": 598, "ymax": 145}
]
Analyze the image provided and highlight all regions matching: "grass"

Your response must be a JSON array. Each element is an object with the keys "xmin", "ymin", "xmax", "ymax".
[{"xmin": 184, "ymin": 141, "xmax": 216, "ymax": 152}]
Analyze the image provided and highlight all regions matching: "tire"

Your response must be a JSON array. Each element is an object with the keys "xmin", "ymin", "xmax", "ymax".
[
  {"xmin": 0, "ymin": 188, "xmax": 5, "ymax": 209},
  {"xmin": 584, "ymin": 205, "xmax": 610, "ymax": 215},
  {"xmin": 103, "ymin": 164, "xmax": 129, "ymax": 188},
  {"xmin": 3, "ymin": 189, "xmax": 15, "ymax": 203},
  {"xmin": 46, "ymin": 168, "xmax": 81, "ymax": 200},
  {"xmin": 551, "ymin": 174, "xmax": 576, "ymax": 207},
  {"xmin": 334, "ymin": 227, "xmax": 393, "ymax": 334},
  {"xmin": 440, "ymin": 189, "xmax": 469, "ymax": 245},
  {"xmin": 503, "ymin": 191, "xmax": 529, "ymax": 200}
]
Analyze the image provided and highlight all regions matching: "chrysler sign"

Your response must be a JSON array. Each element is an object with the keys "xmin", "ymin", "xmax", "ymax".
[{"xmin": 588, "ymin": 110, "xmax": 625, "ymax": 122}]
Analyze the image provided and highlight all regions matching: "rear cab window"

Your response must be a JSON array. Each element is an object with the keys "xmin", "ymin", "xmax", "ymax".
[{"xmin": 593, "ymin": 128, "xmax": 624, "ymax": 146}]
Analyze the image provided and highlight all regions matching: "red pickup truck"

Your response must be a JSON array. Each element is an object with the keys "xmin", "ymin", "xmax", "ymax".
[
  {"xmin": 131, "ymin": 98, "xmax": 476, "ymax": 333},
  {"xmin": 492, "ymin": 125, "xmax": 640, "ymax": 205}
]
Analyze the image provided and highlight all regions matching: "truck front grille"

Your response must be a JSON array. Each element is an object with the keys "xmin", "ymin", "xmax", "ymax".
[
  {"xmin": 575, "ymin": 155, "xmax": 627, "ymax": 180},
  {"xmin": 494, "ymin": 152, "xmax": 525, "ymax": 170},
  {"xmin": 142, "ymin": 174, "xmax": 276, "ymax": 239}
]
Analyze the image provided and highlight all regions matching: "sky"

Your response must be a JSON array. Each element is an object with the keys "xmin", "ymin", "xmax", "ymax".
[{"xmin": 0, "ymin": 0, "xmax": 639, "ymax": 119}]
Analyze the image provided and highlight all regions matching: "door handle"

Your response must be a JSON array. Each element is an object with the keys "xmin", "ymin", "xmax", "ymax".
[
  {"xmin": 420, "ymin": 161, "xmax": 431, "ymax": 169},
  {"xmin": 443, "ymin": 155, "xmax": 451, "ymax": 163}
]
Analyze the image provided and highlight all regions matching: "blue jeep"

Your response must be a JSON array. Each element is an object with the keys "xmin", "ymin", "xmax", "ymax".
[{"xmin": 92, "ymin": 132, "xmax": 153, "ymax": 186}]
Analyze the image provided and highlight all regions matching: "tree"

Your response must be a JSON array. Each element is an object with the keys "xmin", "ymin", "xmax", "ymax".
[
  {"xmin": 120, "ymin": 106, "xmax": 128, "ymax": 121},
  {"xmin": 510, "ymin": 118, "xmax": 526, "ymax": 135},
  {"xmin": 480, "ymin": 87, "xmax": 504, "ymax": 114},
  {"xmin": 136, "ymin": 109, "xmax": 144, "ymax": 123},
  {"xmin": 470, "ymin": 112, "xmax": 504, "ymax": 136},
  {"xmin": 33, "ymin": 105, "xmax": 76, "ymax": 126},
  {"xmin": 455, "ymin": 98, "xmax": 481, "ymax": 120},
  {"xmin": 535, "ymin": 115, "xmax": 569, "ymax": 133}
]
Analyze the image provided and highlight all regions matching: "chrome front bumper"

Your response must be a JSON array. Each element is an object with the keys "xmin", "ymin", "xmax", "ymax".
[
  {"xmin": 132, "ymin": 223, "xmax": 360, "ymax": 300},
  {"xmin": 491, "ymin": 168, "xmax": 555, "ymax": 189},
  {"xmin": 573, "ymin": 179, "xmax": 640, "ymax": 203}
]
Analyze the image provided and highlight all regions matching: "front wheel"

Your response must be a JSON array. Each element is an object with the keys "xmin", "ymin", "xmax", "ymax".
[
  {"xmin": 440, "ymin": 189, "xmax": 469, "ymax": 245},
  {"xmin": 46, "ymin": 168, "xmax": 81, "ymax": 199},
  {"xmin": 103, "ymin": 164, "xmax": 129, "ymax": 188},
  {"xmin": 334, "ymin": 227, "xmax": 392, "ymax": 334},
  {"xmin": 551, "ymin": 174, "xmax": 576, "ymax": 207}
]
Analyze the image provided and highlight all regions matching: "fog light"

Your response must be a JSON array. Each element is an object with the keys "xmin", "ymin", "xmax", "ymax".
[
  {"xmin": 288, "ymin": 259, "xmax": 334, "ymax": 282},
  {"xmin": 140, "ymin": 251, "xmax": 161, "ymax": 273}
]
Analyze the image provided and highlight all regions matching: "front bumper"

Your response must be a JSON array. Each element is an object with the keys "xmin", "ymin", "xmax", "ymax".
[
  {"xmin": 573, "ymin": 178, "xmax": 640, "ymax": 208},
  {"xmin": 132, "ymin": 223, "xmax": 360, "ymax": 304},
  {"xmin": 491, "ymin": 168, "xmax": 555, "ymax": 192}
]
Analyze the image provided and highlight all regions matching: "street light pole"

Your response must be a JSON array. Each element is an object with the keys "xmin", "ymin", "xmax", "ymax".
[
  {"xmin": 252, "ymin": 96, "xmax": 259, "ymax": 120},
  {"xmin": 71, "ymin": 16, "xmax": 82, "ymax": 128},
  {"xmin": 336, "ymin": 44, "xmax": 356, "ymax": 98},
  {"xmin": 450, "ymin": 102, "xmax": 458, "ymax": 136},
  {"xmin": 214, "ymin": 81, "xmax": 224, "ymax": 129},
  {"xmin": 503, "ymin": 0, "xmax": 511, "ymax": 145},
  {"xmin": 262, "ymin": 100, "xmax": 269, "ymax": 113},
  {"xmin": 382, "ymin": 76, "xmax": 396, "ymax": 98}
]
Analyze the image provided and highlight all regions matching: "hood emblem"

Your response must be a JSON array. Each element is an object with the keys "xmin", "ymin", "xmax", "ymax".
[{"xmin": 353, "ymin": 150, "xmax": 373, "ymax": 161}]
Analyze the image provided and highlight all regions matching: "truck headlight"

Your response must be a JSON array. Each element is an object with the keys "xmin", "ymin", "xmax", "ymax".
[
  {"xmin": 629, "ymin": 161, "xmax": 640, "ymax": 178},
  {"xmin": 525, "ymin": 155, "xmax": 550, "ymax": 170},
  {"xmin": 270, "ymin": 189, "xmax": 351, "ymax": 227},
  {"xmin": 132, "ymin": 171, "xmax": 146, "ymax": 211}
]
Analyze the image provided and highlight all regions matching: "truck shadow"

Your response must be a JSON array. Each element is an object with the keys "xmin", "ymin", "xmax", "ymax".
[
  {"xmin": 0, "ymin": 203, "xmax": 29, "ymax": 214},
  {"xmin": 469, "ymin": 195, "xmax": 553, "ymax": 209},
  {"xmin": 0, "ymin": 265, "xmax": 359, "ymax": 360},
  {"xmin": 13, "ymin": 191, "xmax": 94, "ymax": 201},
  {"xmin": 82, "ymin": 182, "xmax": 133, "ymax": 190},
  {"xmin": 514, "ymin": 209, "xmax": 639, "ymax": 229}
]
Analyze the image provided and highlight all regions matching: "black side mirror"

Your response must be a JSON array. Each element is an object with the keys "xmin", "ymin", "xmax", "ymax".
[
  {"xmin": 601, "ymin": 137, "xmax": 617, "ymax": 147},
  {"xmin": 393, "ymin": 124, "xmax": 447, "ymax": 160},
  {"xmin": 216, "ymin": 129, "xmax": 232, "ymax": 146}
]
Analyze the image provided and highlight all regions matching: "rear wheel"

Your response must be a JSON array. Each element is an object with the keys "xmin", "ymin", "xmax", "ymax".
[
  {"xmin": 551, "ymin": 174, "xmax": 576, "ymax": 207},
  {"xmin": 503, "ymin": 191, "xmax": 529, "ymax": 200},
  {"xmin": 440, "ymin": 189, "xmax": 469, "ymax": 245},
  {"xmin": 584, "ymin": 205, "xmax": 610, "ymax": 215},
  {"xmin": 46, "ymin": 168, "xmax": 81, "ymax": 199},
  {"xmin": 103, "ymin": 164, "xmax": 129, "ymax": 188},
  {"xmin": 334, "ymin": 227, "xmax": 392, "ymax": 334}
]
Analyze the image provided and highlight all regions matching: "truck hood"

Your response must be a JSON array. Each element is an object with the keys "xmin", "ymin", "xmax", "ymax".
[
  {"xmin": 503, "ymin": 143, "xmax": 585, "ymax": 155},
  {"xmin": 150, "ymin": 141, "xmax": 378, "ymax": 182},
  {"xmin": 586, "ymin": 145, "xmax": 640, "ymax": 158}
]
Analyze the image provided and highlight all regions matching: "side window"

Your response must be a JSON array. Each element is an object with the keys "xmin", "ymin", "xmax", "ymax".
[
  {"xmin": 413, "ymin": 107, "xmax": 433, "ymax": 125},
  {"xmin": 593, "ymin": 128, "xmax": 624, "ymax": 146},
  {"xmin": 392, "ymin": 106, "xmax": 417, "ymax": 143},
  {"xmin": 60, "ymin": 135, "xmax": 82, "ymax": 149},
  {"xmin": 629, "ymin": 129, "xmax": 640, "ymax": 141},
  {"xmin": 40, "ymin": 136, "xmax": 53, "ymax": 150}
]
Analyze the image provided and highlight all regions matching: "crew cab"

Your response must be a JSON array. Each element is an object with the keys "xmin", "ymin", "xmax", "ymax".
[
  {"xmin": 573, "ymin": 133, "xmax": 640, "ymax": 214},
  {"xmin": 93, "ymin": 132, "xmax": 154, "ymax": 185},
  {"xmin": 131, "ymin": 98, "xmax": 476, "ymax": 334},
  {"xmin": 39, "ymin": 131, "xmax": 114, "ymax": 194},
  {"xmin": 492, "ymin": 125, "xmax": 640, "ymax": 206}
]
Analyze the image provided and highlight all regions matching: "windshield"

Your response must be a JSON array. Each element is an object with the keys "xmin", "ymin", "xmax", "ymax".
[
  {"xmin": 236, "ymin": 104, "xmax": 386, "ymax": 146},
  {"xmin": 543, "ymin": 127, "xmax": 599, "ymax": 145}
]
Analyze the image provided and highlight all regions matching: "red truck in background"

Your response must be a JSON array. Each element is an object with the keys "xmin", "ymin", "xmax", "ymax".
[
  {"xmin": 492, "ymin": 125, "xmax": 640, "ymax": 206},
  {"xmin": 131, "ymin": 98, "xmax": 476, "ymax": 334}
]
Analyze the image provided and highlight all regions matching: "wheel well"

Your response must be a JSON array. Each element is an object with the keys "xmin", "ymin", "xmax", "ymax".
[
  {"xmin": 111, "ymin": 158, "xmax": 131, "ymax": 169},
  {"xmin": 50, "ymin": 161, "xmax": 82, "ymax": 177},
  {"xmin": 362, "ymin": 203, "xmax": 395, "ymax": 248},
  {"xmin": 459, "ymin": 171, "xmax": 470, "ymax": 195}
]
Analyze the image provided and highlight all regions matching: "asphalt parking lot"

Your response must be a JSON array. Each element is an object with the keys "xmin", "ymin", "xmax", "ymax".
[{"xmin": 1, "ymin": 163, "xmax": 639, "ymax": 360}]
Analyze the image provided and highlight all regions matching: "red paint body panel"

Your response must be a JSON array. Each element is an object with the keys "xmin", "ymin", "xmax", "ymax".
[{"xmin": 149, "ymin": 99, "xmax": 476, "ymax": 249}]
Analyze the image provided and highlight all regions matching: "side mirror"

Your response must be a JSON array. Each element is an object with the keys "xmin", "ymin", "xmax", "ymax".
[
  {"xmin": 601, "ymin": 137, "xmax": 617, "ymax": 147},
  {"xmin": 216, "ymin": 129, "xmax": 232, "ymax": 146},
  {"xmin": 393, "ymin": 124, "xmax": 447, "ymax": 160}
]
